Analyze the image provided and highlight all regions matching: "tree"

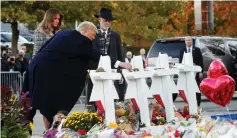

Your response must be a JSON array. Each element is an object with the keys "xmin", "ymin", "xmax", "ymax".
[
  {"xmin": 1, "ymin": 1, "xmax": 186, "ymax": 52},
  {"xmin": 1, "ymin": 1, "xmax": 51, "ymax": 55},
  {"xmin": 161, "ymin": 1, "xmax": 237, "ymax": 37}
]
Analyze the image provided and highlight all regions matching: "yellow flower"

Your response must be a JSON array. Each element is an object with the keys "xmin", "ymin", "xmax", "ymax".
[
  {"xmin": 199, "ymin": 127, "xmax": 204, "ymax": 131},
  {"xmin": 108, "ymin": 122, "xmax": 118, "ymax": 129},
  {"xmin": 144, "ymin": 136, "xmax": 152, "ymax": 138},
  {"xmin": 29, "ymin": 122, "xmax": 34, "ymax": 131}
]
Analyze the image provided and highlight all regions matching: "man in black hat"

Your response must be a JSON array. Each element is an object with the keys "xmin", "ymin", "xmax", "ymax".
[{"xmin": 86, "ymin": 8, "xmax": 131, "ymax": 108}]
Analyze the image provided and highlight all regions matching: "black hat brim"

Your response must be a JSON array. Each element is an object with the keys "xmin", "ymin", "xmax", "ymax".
[{"xmin": 94, "ymin": 14, "xmax": 115, "ymax": 21}]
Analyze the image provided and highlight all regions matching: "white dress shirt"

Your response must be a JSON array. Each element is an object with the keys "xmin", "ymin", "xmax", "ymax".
[
  {"xmin": 100, "ymin": 28, "xmax": 121, "ymax": 68},
  {"xmin": 186, "ymin": 46, "xmax": 193, "ymax": 53}
]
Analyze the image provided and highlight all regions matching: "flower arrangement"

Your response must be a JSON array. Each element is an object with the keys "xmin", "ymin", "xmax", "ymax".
[
  {"xmin": 1, "ymin": 86, "xmax": 31, "ymax": 138},
  {"xmin": 62, "ymin": 112, "xmax": 103, "ymax": 134},
  {"xmin": 151, "ymin": 102, "xmax": 166, "ymax": 126},
  {"xmin": 115, "ymin": 100, "xmax": 140, "ymax": 132}
]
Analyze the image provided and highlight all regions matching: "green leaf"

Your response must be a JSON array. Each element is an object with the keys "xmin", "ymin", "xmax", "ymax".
[
  {"xmin": 180, "ymin": 122, "xmax": 186, "ymax": 126},
  {"xmin": 187, "ymin": 122, "xmax": 192, "ymax": 126}
]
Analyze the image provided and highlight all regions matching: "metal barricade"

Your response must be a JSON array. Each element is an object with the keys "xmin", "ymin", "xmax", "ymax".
[
  {"xmin": 78, "ymin": 88, "xmax": 86, "ymax": 104},
  {"xmin": 1, "ymin": 71, "xmax": 23, "ymax": 95}
]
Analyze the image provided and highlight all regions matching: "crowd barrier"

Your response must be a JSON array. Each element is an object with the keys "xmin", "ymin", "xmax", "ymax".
[{"xmin": 1, "ymin": 71, "xmax": 23, "ymax": 95}]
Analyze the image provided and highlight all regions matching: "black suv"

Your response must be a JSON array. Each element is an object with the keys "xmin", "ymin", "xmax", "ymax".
[{"xmin": 146, "ymin": 36, "xmax": 237, "ymax": 87}]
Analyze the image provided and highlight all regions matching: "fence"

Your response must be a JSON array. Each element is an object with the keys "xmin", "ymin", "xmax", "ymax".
[
  {"xmin": 1, "ymin": 71, "xmax": 23, "ymax": 95},
  {"xmin": 1, "ymin": 71, "xmax": 88, "ymax": 104}
]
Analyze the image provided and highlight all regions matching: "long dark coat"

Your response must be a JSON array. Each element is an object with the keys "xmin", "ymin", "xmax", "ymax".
[
  {"xmin": 89, "ymin": 30, "xmax": 124, "ymax": 70},
  {"xmin": 28, "ymin": 30, "xmax": 101, "ymax": 121}
]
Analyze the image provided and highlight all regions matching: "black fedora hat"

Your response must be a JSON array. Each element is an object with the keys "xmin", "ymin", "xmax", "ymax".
[{"xmin": 94, "ymin": 8, "xmax": 115, "ymax": 21}]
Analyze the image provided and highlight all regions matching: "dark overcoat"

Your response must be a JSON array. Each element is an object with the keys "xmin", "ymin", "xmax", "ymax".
[
  {"xmin": 89, "ymin": 30, "xmax": 124, "ymax": 69},
  {"xmin": 28, "ymin": 30, "xmax": 101, "ymax": 121}
]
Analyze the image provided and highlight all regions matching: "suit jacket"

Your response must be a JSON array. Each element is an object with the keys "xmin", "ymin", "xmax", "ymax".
[
  {"xmin": 89, "ymin": 30, "xmax": 124, "ymax": 69},
  {"xmin": 28, "ymin": 30, "xmax": 101, "ymax": 117},
  {"xmin": 179, "ymin": 46, "xmax": 204, "ymax": 84}
]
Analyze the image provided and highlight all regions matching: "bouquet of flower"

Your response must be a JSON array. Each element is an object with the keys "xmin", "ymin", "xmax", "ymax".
[
  {"xmin": 62, "ymin": 112, "xmax": 103, "ymax": 134},
  {"xmin": 115, "ymin": 100, "xmax": 140, "ymax": 131},
  {"xmin": 1, "ymin": 86, "xmax": 30, "ymax": 138}
]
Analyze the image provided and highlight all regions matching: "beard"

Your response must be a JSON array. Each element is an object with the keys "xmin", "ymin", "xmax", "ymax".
[{"xmin": 100, "ymin": 24, "xmax": 110, "ymax": 31}]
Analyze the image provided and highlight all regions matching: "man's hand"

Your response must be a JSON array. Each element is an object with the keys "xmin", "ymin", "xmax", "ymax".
[
  {"xmin": 119, "ymin": 62, "xmax": 132, "ymax": 71},
  {"xmin": 119, "ymin": 77, "xmax": 124, "ymax": 84},
  {"xmin": 199, "ymin": 72, "xmax": 203, "ymax": 79}
]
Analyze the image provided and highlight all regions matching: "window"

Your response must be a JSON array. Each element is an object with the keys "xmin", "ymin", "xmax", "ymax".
[
  {"xmin": 148, "ymin": 41, "xmax": 186, "ymax": 58},
  {"xmin": 228, "ymin": 40, "xmax": 237, "ymax": 58},
  {"xmin": 0, "ymin": 34, "xmax": 7, "ymax": 42},
  {"xmin": 1, "ymin": 33, "xmax": 29, "ymax": 43},
  {"xmin": 199, "ymin": 39, "xmax": 225, "ymax": 56}
]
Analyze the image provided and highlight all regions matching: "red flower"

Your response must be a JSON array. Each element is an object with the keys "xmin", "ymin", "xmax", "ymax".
[
  {"xmin": 185, "ymin": 115, "xmax": 190, "ymax": 119},
  {"xmin": 195, "ymin": 115, "xmax": 199, "ymax": 120},
  {"xmin": 161, "ymin": 113, "xmax": 166, "ymax": 117},
  {"xmin": 128, "ymin": 130, "xmax": 135, "ymax": 135},
  {"xmin": 77, "ymin": 129, "xmax": 87, "ymax": 135},
  {"xmin": 1, "ymin": 86, "xmax": 12, "ymax": 97},
  {"xmin": 174, "ymin": 130, "xmax": 180, "ymax": 137}
]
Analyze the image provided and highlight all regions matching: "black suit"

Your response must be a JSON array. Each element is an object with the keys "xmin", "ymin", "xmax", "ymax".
[
  {"xmin": 89, "ymin": 30, "xmax": 124, "ymax": 69},
  {"xmin": 86, "ymin": 29, "xmax": 125, "ymax": 106},
  {"xmin": 28, "ymin": 30, "xmax": 101, "ymax": 123},
  {"xmin": 173, "ymin": 46, "xmax": 204, "ymax": 106}
]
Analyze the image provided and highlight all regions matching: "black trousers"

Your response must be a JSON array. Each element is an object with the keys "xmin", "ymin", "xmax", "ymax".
[{"xmin": 173, "ymin": 73, "xmax": 202, "ymax": 106}]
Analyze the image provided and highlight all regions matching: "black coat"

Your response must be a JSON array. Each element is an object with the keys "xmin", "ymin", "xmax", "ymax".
[
  {"xmin": 89, "ymin": 30, "xmax": 124, "ymax": 69},
  {"xmin": 28, "ymin": 30, "xmax": 101, "ymax": 120},
  {"xmin": 179, "ymin": 47, "xmax": 204, "ymax": 85},
  {"xmin": 1, "ymin": 58, "xmax": 9, "ymax": 71},
  {"xmin": 16, "ymin": 58, "xmax": 29, "ymax": 75}
]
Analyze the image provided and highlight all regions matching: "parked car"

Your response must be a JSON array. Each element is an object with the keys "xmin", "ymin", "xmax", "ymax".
[
  {"xmin": 21, "ymin": 34, "xmax": 34, "ymax": 42},
  {"xmin": 146, "ymin": 36, "xmax": 237, "ymax": 87},
  {"xmin": 0, "ymin": 32, "xmax": 34, "ymax": 51}
]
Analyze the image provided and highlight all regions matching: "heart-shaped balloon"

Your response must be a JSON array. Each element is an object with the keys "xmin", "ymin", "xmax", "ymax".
[
  {"xmin": 200, "ymin": 75, "xmax": 235, "ymax": 107},
  {"xmin": 207, "ymin": 60, "xmax": 228, "ymax": 78}
]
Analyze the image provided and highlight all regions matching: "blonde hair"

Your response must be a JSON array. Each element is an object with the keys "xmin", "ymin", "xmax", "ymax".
[
  {"xmin": 77, "ymin": 21, "xmax": 97, "ymax": 33},
  {"xmin": 38, "ymin": 8, "xmax": 64, "ymax": 36}
]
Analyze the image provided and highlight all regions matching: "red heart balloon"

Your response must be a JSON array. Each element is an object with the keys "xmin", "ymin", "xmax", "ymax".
[
  {"xmin": 207, "ymin": 60, "xmax": 228, "ymax": 78},
  {"xmin": 200, "ymin": 75, "xmax": 235, "ymax": 107}
]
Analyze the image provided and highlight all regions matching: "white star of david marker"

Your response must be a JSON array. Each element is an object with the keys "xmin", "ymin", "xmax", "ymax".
[
  {"xmin": 89, "ymin": 56, "xmax": 121, "ymax": 125},
  {"xmin": 149, "ymin": 53, "xmax": 179, "ymax": 122},
  {"xmin": 176, "ymin": 52, "xmax": 202, "ymax": 115},
  {"xmin": 122, "ymin": 55, "xmax": 152, "ymax": 127}
]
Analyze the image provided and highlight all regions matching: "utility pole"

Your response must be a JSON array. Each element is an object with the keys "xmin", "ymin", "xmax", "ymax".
[
  {"xmin": 208, "ymin": 0, "xmax": 214, "ymax": 30},
  {"xmin": 194, "ymin": 0, "xmax": 214, "ymax": 35}
]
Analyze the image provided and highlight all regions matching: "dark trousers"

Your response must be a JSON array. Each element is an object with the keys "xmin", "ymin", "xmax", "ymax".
[{"xmin": 173, "ymin": 73, "xmax": 202, "ymax": 106}]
